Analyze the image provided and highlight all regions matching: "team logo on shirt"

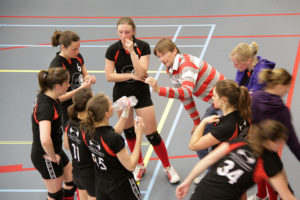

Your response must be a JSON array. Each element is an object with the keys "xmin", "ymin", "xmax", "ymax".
[
  {"xmin": 239, "ymin": 120, "xmax": 249, "ymax": 138},
  {"xmin": 121, "ymin": 65, "xmax": 135, "ymax": 83},
  {"xmin": 77, "ymin": 63, "xmax": 82, "ymax": 72},
  {"xmin": 89, "ymin": 140, "xmax": 101, "ymax": 150},
  {"xmin": 88, "ymin": 139, "xmax": 104, "ymax": 157},
  {"xmin": 71, "ymin": 73, "xmax": 83, "ymax": 90},
  {"xmin": 68, "ymin": 126, "xmax": 81, "ymax": 144}
]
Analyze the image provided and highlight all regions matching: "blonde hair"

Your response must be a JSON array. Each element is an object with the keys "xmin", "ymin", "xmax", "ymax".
[
  {"xmin": 248, "ymin": 119, "xmax": 288, "ymax": 157},
  {"xmin": 215, "ymin": 80, "xmax": 251, "ymax": 120},
  {"xmin": 259, "ymin": 68, "xmax": 292, "ymax": 88},
  {"xmin": 230, "ymin": 42, "xmax": 258, "ymax": 63},
  {"xmin": 153, "ymin": 38, "xmax": 181, "ymax": 55}
]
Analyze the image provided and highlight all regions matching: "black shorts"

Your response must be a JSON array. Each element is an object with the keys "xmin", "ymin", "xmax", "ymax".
[
  {"xmin": 95, "ymin": 174, "xmax": 141, "ymax": 200},
  {"xmin": 113, "ymin": 82, "xmax": 153, "ymax": 109},
  {"xmin": 31, "ymin": 150, "xmax": 70, "ymax": 179},
  {"xmin": 73, "ymin": 166, "xmax": 96, "ymax": 197}
]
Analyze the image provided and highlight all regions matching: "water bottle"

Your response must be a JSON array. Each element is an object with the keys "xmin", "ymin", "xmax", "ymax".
[{"xmin": 112, "ymin": 96, "xmax": 138, "ymax": 111}]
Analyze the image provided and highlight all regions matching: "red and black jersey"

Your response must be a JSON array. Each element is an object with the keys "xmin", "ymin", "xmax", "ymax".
[
  {"xmin": 65, "ymin": 119, "xmax": 94, "ymax": 169},
  {"xmin": 84, "ymin": 126, "xmax": 131, "ymax": 178},
  {"xmin": 192, "ymin": 138, "xmax": 283, "ymax": 200},
  {"xmin": 105, "ymin": 38, "xmax": 150, "ymax": 91},
  {"xmin": 210, "ymin": 110, "xmax": 250, "ymax": 148},
  {"xmin": 31, "ymin": 93, "xmax": 63, "ymax": 153}
]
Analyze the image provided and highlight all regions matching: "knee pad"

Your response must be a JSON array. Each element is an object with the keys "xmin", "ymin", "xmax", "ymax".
[
  {"xmin": 146, "ymin": 132, "xmax": 161, "ymax": 146},
  {"xmin": 48, "ymin": 189, "xmax": 63, "ymax": 200},
  {"xmin": 63, "ymin": 181, "xmax": 77, "ymax": 198},
  {"xmin": 124, "ymin": 127, "xmax": 136, "ymax": 140}
]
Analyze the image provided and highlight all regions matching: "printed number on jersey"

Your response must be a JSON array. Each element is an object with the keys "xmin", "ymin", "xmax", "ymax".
[{"xmin": 92, "ymin": 153, "xmax": 107, "ymax": 170}]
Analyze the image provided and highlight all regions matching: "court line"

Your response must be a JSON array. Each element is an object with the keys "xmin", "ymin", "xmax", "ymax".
[
  {"xmin": 0, "ymin": 13, "xmax": 299, "ymax": 19},
  {"xmin": 0, "ymin": 24, "xmax": 214, "ymax": 27},
  {"xmin": 143, "ymin": 24, "xmax": 215, "ymax": 200},
  {"xmin": 0, "ymin": 70, "xmax": 166, "ymax": 74},
  {"xmin": 286, "ymin": 40, "xmax": 300, "ymax": 109},
  {"xmin": 0, "ymin": 141, "xmax": 150, "ymax": 145},
  {"xmin": 1, "ymin": 35, "xmax": 298, "ymax": 51},
  {"xmin": 0, "ymin": 44, "xmax": 204, "ymax": 48}
]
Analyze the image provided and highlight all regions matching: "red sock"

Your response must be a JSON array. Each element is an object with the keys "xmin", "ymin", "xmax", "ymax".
[
  {"xmin": 266, "ymin": 181, "xmax": 277, "ymax": 200},
  {"xmin": 126, "ymin": 138, "xmax": 144, "ymax": 164},
  {"xmin": 153, "ymin": 140, "xmax": 170, "ymax": 168},
  {"xmin": 257, "ymin": 179, "xmax": 268, "ymax": 199}
]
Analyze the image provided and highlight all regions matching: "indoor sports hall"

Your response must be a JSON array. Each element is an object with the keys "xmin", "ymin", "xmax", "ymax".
[{"xmin": 0, "ymin": 0, "xmax": 299, "ymax": 199}]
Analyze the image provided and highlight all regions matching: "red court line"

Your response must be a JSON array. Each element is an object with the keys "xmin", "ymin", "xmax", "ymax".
[
  {"xmin": 286, "ymin": 40, "xmax": 300, "ymax": 109},
  {"xmin": 0, "ymin": 164, "xmax": 35, "ymax": 173},
  {"xmin": 0, "ymin": 13, "xmax": 299, "ymax": 19},
  {"xmin": 1, "ymin": 35, "xmax": 299, "ymax": 51}
]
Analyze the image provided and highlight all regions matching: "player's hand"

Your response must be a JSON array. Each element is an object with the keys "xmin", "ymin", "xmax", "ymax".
[
  {"xmin": 43, "ymin": 154, "xmax": 61, "ymax": 164},
  {"xmin": 203, "ymin": 115, "xmax": 220, "ymax": 125},
  {"xmin": 176, "ymin": 181, "xmax": 190, "ymax": 200},
  {"xmin": 145, "ymin": 76, "xmax": 160, "ymax": 93},
  {"xmin": 124, "ymin": 39, "xmax": 134, "ymax": 53},
  {"xmin": 134, "ymin": 116, "xmax": 145, "ymax": 137}
]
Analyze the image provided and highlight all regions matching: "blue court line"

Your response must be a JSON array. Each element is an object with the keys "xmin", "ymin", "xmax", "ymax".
[
  {"xmin": 143, "ymin": 24, "xmax": 215, "ymax": 200},
  {"xmin": 0, "ymin": 24, "xmax": 215, "ymax": 28},
  {"xmin": 0, "ymin": 44, "xmax": 204, "ymax": 48}
]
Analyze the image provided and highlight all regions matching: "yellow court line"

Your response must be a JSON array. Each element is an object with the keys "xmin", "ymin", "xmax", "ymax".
[
  {"xmin": 0, "ymin": 141, "xmax": 32, "ymax": 144},
  {"xmin": 143, "ymin": 98, "xmax": 174, "ymax": 167},
  {"xmin": 0, "ymin": 69, "xmax": 166, "ymax": 74}
]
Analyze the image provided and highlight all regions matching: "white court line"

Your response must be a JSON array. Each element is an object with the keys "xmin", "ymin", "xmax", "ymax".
[
  {"xmin": 0, "ymin": 24, "xmax": 216, "ymax": 28},
  {"xmin": 143, "ymin": 24, "xmax": 216, "ymax": 200}
]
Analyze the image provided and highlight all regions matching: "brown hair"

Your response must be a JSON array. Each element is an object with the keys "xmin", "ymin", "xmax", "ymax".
[
  {"xmin": 215, "ymin": 80, "xmax": 251, "ymax": 120},
  {"xmin": 51, "ymin": 30, "xmax": 80, "ymax": 48},
  {"xmin": 68, "ymin": 88, "xmax": 93, "ymax": 120},
  {"xmin": 248, "ymin": 119, "xmax": 288, "ymax": 157},
  {"xmin": 230, "ymin": 42, "xmax": 258, "ymax": 63},
  {"xmin": 80, "ymin": 93, "xmax": 110, "ymax": 138},
  {"xmin": 38, "ymin": 67, "xmax": 69, "ymax": 93},
  {"xmin": 153, "ymin": 38, "xmax": 181, "ymax": 56},
  {"xmin": 259, "ymin": 68, "xmax": 292, "ymax": 88},
  {"xmin": 117, "ymin": 17, "xmax": 136, "ymax": 35}
]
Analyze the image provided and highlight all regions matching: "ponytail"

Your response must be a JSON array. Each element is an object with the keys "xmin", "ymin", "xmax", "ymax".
[
  {"xmin": 237, "ymin": 86, "xmax": 251, "ymax": 120},
  {"xmin": 215, "ymin": 80, "xmax": 251, "ymax": 120},
  {"xmin": 51, "ymin": 30, "xmax": 80, "ymax": 48},
  {"xmin": 38, "ymin": 67, "xmax": 69, "ymax": 93},
  {"xmin": 230, "ymin": 41, "xmax": 259, "ymax": 62},
  {"xmin": 80, "ymin": 93, "xmax": 110, "ymax": 138},
  {"xmin": 68, "ymin": 88, "xmax": 93, "ymax": 120}
]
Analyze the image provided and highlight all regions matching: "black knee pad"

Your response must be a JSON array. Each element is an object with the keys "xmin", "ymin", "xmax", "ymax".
[
  {"xmin": 63, "ymin": 181, "xmax": 76, "ymax": 198},
  {"xmin": 124, "ymin": 127, "xmax": 136, "ymax": 140},
  {"xmin": 146, "ymin": 132, "xmax": 162, "ymax": 146},
  {"xmin": 48, "ymin": 189, "xmax": 63, "ymax": 200}
]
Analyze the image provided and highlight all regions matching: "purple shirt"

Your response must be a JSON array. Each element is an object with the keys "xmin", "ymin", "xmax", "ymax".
[
  {"xmin": 235, "ymin": 56, "xmax": 275, "ymax": 92},
  {"xmin": 251, "ymin": 90, "xmax": 300, "ymax": 161}
]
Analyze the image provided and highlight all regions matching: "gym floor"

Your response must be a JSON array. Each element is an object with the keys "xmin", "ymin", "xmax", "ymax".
[{"xmin": 0, "ymin": 0, "xmax": 299, "ymax": 199}]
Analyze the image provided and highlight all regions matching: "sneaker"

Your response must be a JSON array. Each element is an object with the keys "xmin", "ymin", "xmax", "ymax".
[
  {"xmin": 247, "ymin": 194, "xmax": 269, "ymax": 200},
  {"xmin": 193, "ymin": 173, "xmax": 206, "ymax": 184},
  {"xmin": 164, "ymin": 165, "xmax": 180, "ymax": 184},
  {"xmin": 133, "ymin": 163, "xmax": 146, "ymax": 182}
]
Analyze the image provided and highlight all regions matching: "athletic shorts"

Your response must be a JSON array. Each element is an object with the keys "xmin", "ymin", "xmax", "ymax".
[
  {"xmin": 95, "ymin": 174, "xmax": 141, "ymax": 200},
  {"xmin": 113, "ymin": 83, "xmax": 153, "ymax": 109},
  {"xmin": 73, "ymin": 166, "xmax": 96, "ymax": 197},
  {"xmin": 31, "ymin": 150, "xmax": 70, "ymax": 179}
]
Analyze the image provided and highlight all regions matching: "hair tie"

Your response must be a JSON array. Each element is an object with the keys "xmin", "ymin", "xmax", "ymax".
[
  {"xmin": 43, "ymin": 71, "xmax": 48, "ymax": 79},
  {"xmin": 250, "ymin": 44, "xmax": 255, "ymax": 52}
]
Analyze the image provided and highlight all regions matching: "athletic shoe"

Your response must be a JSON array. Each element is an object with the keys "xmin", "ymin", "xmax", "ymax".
[
  {"xmin": 133, "ymin": 163, "xmax": 146, "ymax": 182},
  {"xmin": 164, "ymin": 165, "xmax": 180, "ymax": 184},
  {"xmin": 247, "ymin": 194, "xmax": 269, "ymax": 200},
  {"xmin": 193, "ymin": 173, "xmax": 206, "ymax": 184}
]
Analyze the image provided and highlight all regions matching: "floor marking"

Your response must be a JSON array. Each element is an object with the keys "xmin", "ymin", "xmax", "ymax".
[
  {"xmin": 0, "ymin": 13, "xmax": 299, "ymax": 19},
  {"xmin": 286, "ymin": 40, "xmax": 300, "ymax": 109},
  {"xmin": 0, "ymin": 44, "xmax": 204, "ymax": 48},
  {"xmin": 0, "ymin": 141, "xmax": 33, "ymax": 144}
]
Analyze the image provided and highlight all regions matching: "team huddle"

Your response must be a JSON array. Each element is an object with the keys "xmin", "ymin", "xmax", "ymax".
[{"xmin": 30, "ymin": 17, "xmax": 299, "ymax": 200}]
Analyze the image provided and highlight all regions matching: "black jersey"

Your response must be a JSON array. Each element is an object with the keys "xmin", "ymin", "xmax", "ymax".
[
  {"xmin": 31, "ymin": 93, "xmax": 63, "ymax": 153},
  {"xmin": 84, "ymin": 126, "xmax": 131, "ymax": 178},
  {"xmin": 105, "ymin": 38, "xmax": 151, "ymax": 91},
  {"xmin": 49, "ymin": 53, "xmax": 85, "ymax": 123},
  {"xmin": 210, "ymin": 110, "xmax": 250, "ymax": 147},
  {"xmin": 192, "ymin": 138, "xmax": 283, "ymax": 200},
  {"xmin": 65, "ymin": 119, "xmax": 94, "ymax": 169}
]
